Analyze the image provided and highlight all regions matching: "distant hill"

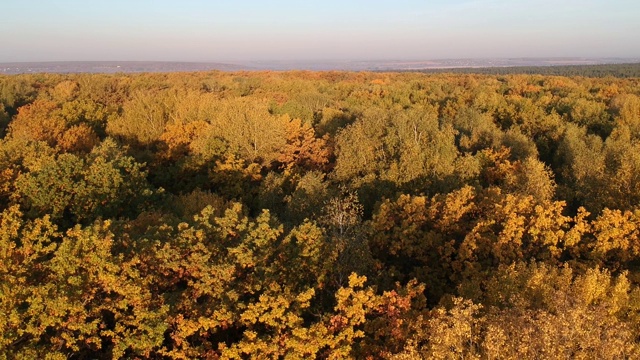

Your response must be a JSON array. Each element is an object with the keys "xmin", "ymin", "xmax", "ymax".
[
  {"xmin": 0, "ymin": 61, "xmax": 247, "ymax": 74},
  {"xmin": 1, "ymin": 58, "xmax": 639, "ymax": 76},
  {"xmin": 227, "ymin": 58, "xmax": 640, "ymax": 72}
]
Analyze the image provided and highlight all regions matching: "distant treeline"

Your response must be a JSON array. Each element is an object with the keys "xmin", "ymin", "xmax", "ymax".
[{"xmin": 412, "ymin": 62, "xmax": 640, "ymax": 78}]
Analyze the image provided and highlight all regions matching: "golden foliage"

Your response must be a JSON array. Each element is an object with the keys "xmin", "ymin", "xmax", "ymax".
[
  {"xmin": 277, "ymin": 117, "xmax": 330, "ymax": 171},
  {"xmin": 3, "ymin": 70, "xmax": 640, "ymax": 358},
  {"xmin": 57, "ymin": 123, "xmax": 100, "ymax": 153},
  {"xmin": 159, "ymin": 120, "xmax": 209, "ymax": 159},
  {"xmin": 8, "ymin": 100, "xmax": 67, "ymax": 146}
]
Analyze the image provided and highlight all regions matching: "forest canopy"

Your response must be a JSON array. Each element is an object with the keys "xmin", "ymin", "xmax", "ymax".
[
  {"xmin": 2, "ymin": 69, "xmax": 640, "ymax": 359},
  {"xmin": 416, "ymin": 62, "xmax": 640, "ymax": 78}
]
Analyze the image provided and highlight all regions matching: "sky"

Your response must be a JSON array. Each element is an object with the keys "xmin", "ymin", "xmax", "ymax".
[{"xmin": 0, "ymin": 0, "xmax": 639, "ymax": 62}]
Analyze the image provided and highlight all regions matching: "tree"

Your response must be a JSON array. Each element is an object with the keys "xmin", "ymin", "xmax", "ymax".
[
  {"xmin": 106, "ymin": 90, "xmax": 172, "ymax": 146},
  {"xmin": 276, "ymin": 117, "xmax": 330, "ymax": 171},
  {"xmin": 15, "ymin": 139, "xmax": 154, "ymax": 225},
  {"xmin": 7, "ymin": 100, "xmax": 67, "ymax": 147}
]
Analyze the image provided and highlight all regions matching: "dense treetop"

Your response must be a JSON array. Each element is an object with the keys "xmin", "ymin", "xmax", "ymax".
[{"xmin": 1, "ymin": 69, "xmax": 640, "ymax": 358}]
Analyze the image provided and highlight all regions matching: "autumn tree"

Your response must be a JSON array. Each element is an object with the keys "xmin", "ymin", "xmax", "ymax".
[{"xmin": 15, "ymin": 138, "xmax": 154, "ymax": 225}]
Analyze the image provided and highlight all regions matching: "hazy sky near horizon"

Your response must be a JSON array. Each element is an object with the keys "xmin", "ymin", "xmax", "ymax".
[{"xmin": 1, "ymin": 0, "xmax": 638, "ymax": 62}]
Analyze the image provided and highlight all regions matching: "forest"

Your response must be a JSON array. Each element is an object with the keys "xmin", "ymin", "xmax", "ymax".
[
  {"xmin": 1, "ymin": 68, "xmax": 640, "ymax": 359},
  {"xmin": 419, "ymin": 62, "xmax": 640, "ymax": 78}
]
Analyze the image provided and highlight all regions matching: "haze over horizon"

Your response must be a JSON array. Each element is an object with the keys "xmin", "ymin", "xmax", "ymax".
[{"xmin": 1, "ymin": 0, "xmax": 639, "ymax": 63}]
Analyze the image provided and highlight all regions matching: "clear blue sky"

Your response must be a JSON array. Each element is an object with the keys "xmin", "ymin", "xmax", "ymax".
[{"xmin": 1, "ymin": 0, "xmax": 638, "ymax": 62}]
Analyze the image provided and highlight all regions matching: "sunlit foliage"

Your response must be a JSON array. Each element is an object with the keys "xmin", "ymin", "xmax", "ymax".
[{"xmin": 1, "ymin": 69, "xmax": 640, "ymax": 358}]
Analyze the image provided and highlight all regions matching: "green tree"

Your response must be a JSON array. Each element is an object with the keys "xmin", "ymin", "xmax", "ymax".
[{"xmin": 16, "ymin": 138, "xmax": 154, "ymax": 224}]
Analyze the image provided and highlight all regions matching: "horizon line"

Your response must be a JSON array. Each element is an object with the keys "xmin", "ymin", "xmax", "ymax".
[{"xmin": 2, "ymin": 56, "xmax": 640, "ymax": 63}]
